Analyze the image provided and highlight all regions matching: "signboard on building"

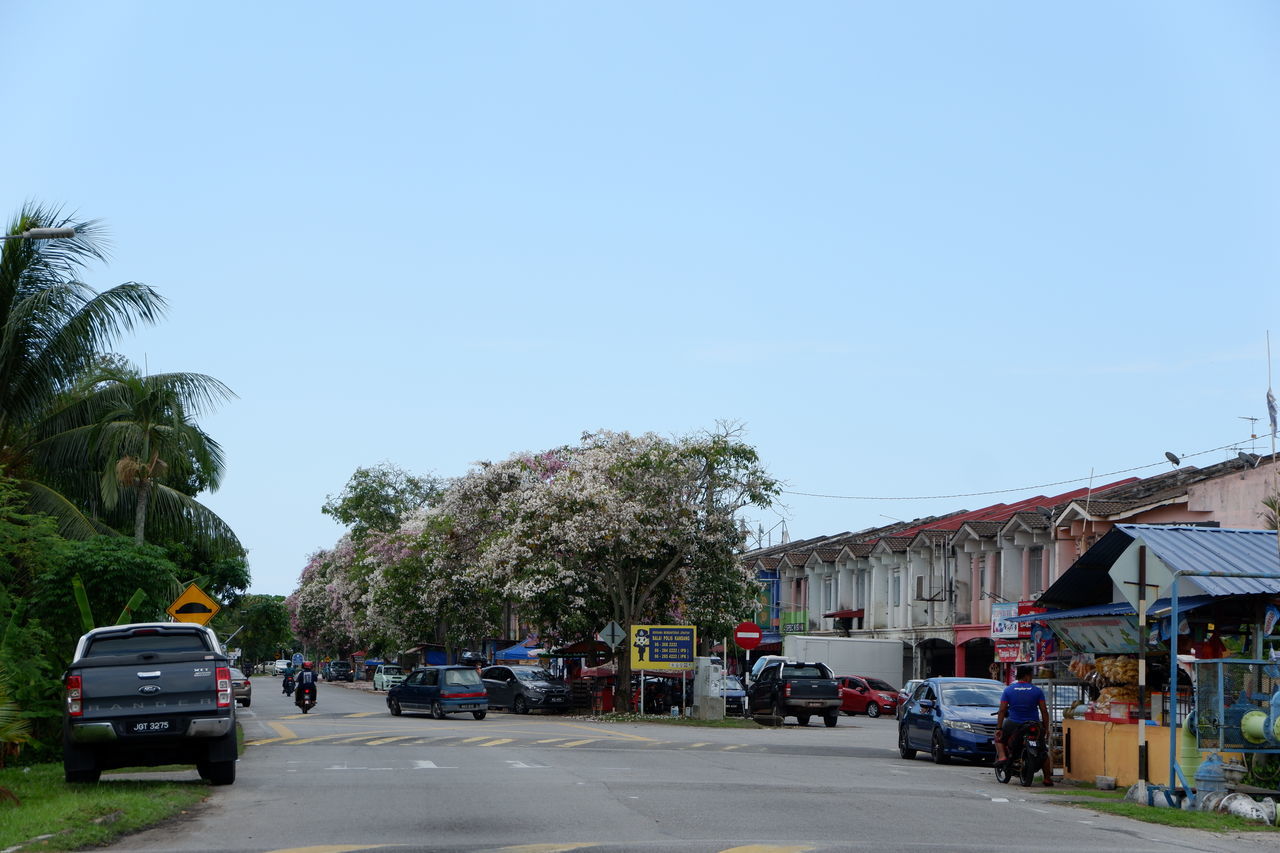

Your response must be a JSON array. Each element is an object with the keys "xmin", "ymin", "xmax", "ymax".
[
  {"xmin": 630, "ymin": 624, "xmax": 696, "ymax": 671},
  {"xmin": 990, "ymin": 602, "xmax": 1019, "ymax": 639},
  {"xmin": 1016, "ymin": 600, "xmax": 1044, "ymax": 639},
  {"xmin": 780, "ymin": 610, "xmax": 808, "ymax": 633}
]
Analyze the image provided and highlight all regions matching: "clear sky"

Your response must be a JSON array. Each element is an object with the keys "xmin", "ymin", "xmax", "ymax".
[{"xmin": 5, "ymin": 3, "xmax": 1278, "ymax": 597}]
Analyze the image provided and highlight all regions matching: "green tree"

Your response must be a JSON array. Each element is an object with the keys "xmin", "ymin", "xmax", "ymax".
[
  {"xmin": 210, "ymin": 594, "xmax": 292, "ymax": 671},
  {"xmin": 0, "ymin": 203, "xmax": 165, "ymax": 539},
  {"xmin": 322, "ymin": 463, "xmax": 444, "ymax": 543},
  {"xmin": 36, "ymin": 365, "xmax": 240, "ymax": 552}
]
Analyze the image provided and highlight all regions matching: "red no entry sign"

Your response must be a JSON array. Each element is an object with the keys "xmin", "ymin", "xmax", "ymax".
[{"xmin": 733, "ymin": 621, "xmax": 763, "ymax": 650}]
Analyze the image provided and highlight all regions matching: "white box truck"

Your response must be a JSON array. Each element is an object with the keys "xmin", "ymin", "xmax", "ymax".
[{"xmin": 781, "ymin": 635, "xmax": 905, "ymax": 688}]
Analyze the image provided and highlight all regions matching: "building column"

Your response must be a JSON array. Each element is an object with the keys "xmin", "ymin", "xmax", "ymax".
[
  {"xmin": 969, "ymin": 555, "xmax": 980, "ymax": 625},
  {"xmin": 1021, "ymin": 547, "xmax": 1032, "ymax": 600}
]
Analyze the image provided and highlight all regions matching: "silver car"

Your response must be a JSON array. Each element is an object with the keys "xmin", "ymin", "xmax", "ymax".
[
  {"xmin": 372, "ymin": 664, "xmax": 406, "ymax": 691},
  {"xmin": 481, "ymin": 665, "xmax": 571, "ymax": 714}
]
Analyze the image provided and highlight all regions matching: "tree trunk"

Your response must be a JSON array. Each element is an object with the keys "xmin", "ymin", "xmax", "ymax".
[{"xmin": 133, "ymin": 480, "xmax": 151, "ymax": 545}]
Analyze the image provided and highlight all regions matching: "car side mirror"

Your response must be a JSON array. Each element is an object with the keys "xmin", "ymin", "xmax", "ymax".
[
  {"xmin": 857, "ymin": 686, "xmax": 868, "ymax": 693},
  {"xmin": 918, "ymin": 699, "xmax": 936, "ymax": 712}
]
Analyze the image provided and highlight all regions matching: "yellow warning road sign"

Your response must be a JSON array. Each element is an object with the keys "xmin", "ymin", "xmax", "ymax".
[{"xmin": 167, "ymin": 584, "xmax": 220, "ymax": 625}]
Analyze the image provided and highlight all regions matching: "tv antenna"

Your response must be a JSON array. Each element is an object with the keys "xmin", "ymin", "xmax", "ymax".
[{"xmin": 1239, "ymin": 416, "xmax": 1259, "ymax": 452}]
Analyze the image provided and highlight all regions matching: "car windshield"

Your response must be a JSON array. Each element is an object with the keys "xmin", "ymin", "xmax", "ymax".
[
  {"xmin": 781, "ymin": 664, "xmax": 829, "ymax": 679},
  {"xmin": 865, "ymin": 678, "xmax": 896, "ymax": 692},
  {"xmin": 515, "ymin": 668, "xmax": 553, "ymax": 681},
  {"xmin": 382, "ymin": 666, "xmax": 402, "ymax": 675},
  {"xmin": 724, "ymin": 676, "xmax": 744, "ymax": 690},
  {"xmin": 443, "ymin": 668, "xmax": 482, "ymax": 686},
  {"xmin": 941, "ymin": 682, "xmax": 1004, "ymax": 706}
]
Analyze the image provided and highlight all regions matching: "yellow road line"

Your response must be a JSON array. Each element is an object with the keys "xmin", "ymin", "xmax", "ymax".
[
  {"xmin": 345, "ymin": 711, "xmax": 384, "ymax": 717},
  {"xmin": 722, "ymin": 744, "xmax": 743, "ymax": 750},
  {"xmin": 288, "ymin": 730, "xmax": 394, "ymax": 745},
  {"xmin": 721, "ymin": 847, "xmax": 816, "ymax": 853},
  {"xmin": 549, "ymin": 720, "xmax": 655, "ymax": 742},
  {"xmin": 478, "ymin": 738, "xmax": 515, "ymax": 746},
  {"xmin": 489, "ymin": 846, "xmax": 598, "ymax": 852},
  {"xmin": 559, "ymin": 739, "xmax": 596, "ymax": 747},
  {"xmin": 461, "ymin": 736, "xmax": 489, "ymax": 743},
  {"xmin": 268, "ymin": 722, "xmax": 298, "ymax": 740},
  {"xmin": 688, "ymin": 742, "xmax": 710, "ymax": 748},
  {"xmin": 533, "ymin": 738, "xmax": 568, "ymax": 743},
  {"xmin": 364, "ymin": 735, "xmax": 417, "ymax": 746},
  {"xmin": 245, "ymin": 738, "xmax": 286, "ymax": 746}
]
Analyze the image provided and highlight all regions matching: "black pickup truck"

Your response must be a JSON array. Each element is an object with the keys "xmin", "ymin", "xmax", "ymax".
[
  {"xmin": 746, "ymin": 658, "xmax": 841, "ymax": 727},
  {"xmin": 62, "ymin": 622, "xmax": 238, "ymax": 784}
]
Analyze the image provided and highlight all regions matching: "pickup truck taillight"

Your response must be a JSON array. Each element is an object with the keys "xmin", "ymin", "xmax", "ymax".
[
  {"xmin": 784, "ymin": 682, "xmax": 791, "ymax": 698},
  {"xmin": 216, "ymin": 667, "xmax": 232, "ymax": 708},
  {"xmin": 65, "ymin": 674, "xmax": 83, "ymax": 716}
]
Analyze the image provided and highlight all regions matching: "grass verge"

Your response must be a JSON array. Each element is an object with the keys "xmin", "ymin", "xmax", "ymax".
[
  {"xmin": 1044, "ymin": 784, "xmax": 1278, "ymax": 833},
  {"xmin": 0, "ymin": 724, "xmax": 245, "ymax": 850},
  {"xmin": 0, "ymin": 763, "xmax": 208, "ymax": 851}
]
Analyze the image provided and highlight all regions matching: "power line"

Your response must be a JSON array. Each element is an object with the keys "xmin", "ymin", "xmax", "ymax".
[{"xmin": 782, "ymin": 438, "xmax": 1257, "ymax": 502}]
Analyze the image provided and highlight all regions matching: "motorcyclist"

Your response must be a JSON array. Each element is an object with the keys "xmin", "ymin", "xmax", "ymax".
[
  {"xmin": 282, "ymin": 667, "xmax": 295, "ymax": 696},
  {"xmin": 295, "ymin": 660, "xmax": 318, "ymax": 708},
  {"xmin": 995, "ymin": 664, "xmax": 1053, "ymax": 786}
]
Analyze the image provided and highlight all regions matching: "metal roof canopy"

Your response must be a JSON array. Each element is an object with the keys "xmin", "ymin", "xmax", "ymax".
[
  {"xmin": 1005, "ymin": 601, "xmax": 1135, "ymax": 622},
  {"xmin": 1039, "ymin": 525, "xmax": 1280, "ymax": 609}
]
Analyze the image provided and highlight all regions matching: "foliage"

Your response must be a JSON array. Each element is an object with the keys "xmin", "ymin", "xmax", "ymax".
[
  {"xmin": 322, "ymin": 462, "xmax": 444, "ymax": 543},
  {"xmin": 0, "ymin": 203, "xmax": 165, "ymax": 540},
  {"xmin": 1262, "ymin": 493, "xmax": 1280, "ymax": 530},
  {"xmin": 28, "ymin": 538, "xmax": 181, "ymax": 667},
  {"xmin": 0, "ymin": 477, "xmax": 67, "ymax": 601},
  {"xmin": 0, "ymin": 662, "xmax": 32, "ymax": 769},
  {"xmin": 210, "ymin": 594, "xmax": 292, "ymax": 670},
  {"xmin": 286, "ymin": 539, "xmax": 365, "ymax": 658},
  {"xmin": 35, "ymin": 364, "xmax": 240, "ymax": 552}
]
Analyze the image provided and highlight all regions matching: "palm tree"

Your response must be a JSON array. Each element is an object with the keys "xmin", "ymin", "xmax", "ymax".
[
  {"xmin": 38, "ymin": 365, "xmax": 240, "ymax": 551},
  {"xmin": 0, "ymin": 202, "xmax": 166, "ymax": 538}
]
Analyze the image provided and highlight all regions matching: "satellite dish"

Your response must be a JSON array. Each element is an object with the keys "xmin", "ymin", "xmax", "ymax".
[
  {"xmin": 1164, "ymin": 451, "xmax": 1181, "ymax": 466},
  {"xmin": 1238, "ymin": 451, "xmax": 1261, "ymax": 468}
]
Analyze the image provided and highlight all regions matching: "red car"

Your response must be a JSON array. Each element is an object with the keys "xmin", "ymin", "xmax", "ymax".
[{"xmin": 837, "ymin": 675, "xmax": 899, "ymax": 718}]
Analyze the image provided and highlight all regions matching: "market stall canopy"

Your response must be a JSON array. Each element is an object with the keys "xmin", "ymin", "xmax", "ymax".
[
  {"xmin": 494, "ymin": 636, "xmax": 544, "ymax": 661},
  {"xmin": 1038, "ymin": 525, "xmax": 1280, "ymax": 611}
]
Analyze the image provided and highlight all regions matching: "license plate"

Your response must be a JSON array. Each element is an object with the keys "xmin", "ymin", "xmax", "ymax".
[
  {"xmin": 807, "ymin": 701, "xmax": 825, "ymax": 708},
  {"xmin": 129, "ymin": 720, "xmax": 170, "ymax": 733},
  {"xmin": 548, "ymin": 697, "xmax": 565, "ymax": 703},
  {"xmin": 457, "ymin": 703, "xmax": 482, "ymax": 711}
]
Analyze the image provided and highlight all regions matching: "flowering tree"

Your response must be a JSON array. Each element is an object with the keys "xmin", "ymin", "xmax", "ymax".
[
  {"xmin": 472, "ymin": 427, "xmax": 779, "ymax": 708},
  {"xmin": 286, "ymin": 538, "xmax": 364, "ymax": 658}
]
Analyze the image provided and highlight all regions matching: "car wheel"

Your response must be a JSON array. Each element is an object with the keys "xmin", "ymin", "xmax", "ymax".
[
  {"xmin": 513, "ymin": 696, "xmax": 529, "ymax": 715},
  {"xmin": 473, "ymin": 710, "xmax": 487, "ymax": 720},
  {"xmin": 931, "ymin": 729, "xmax": 951, "ymax": 765},
  {"xmin": 431, "ymin": 700, "xmax": 446, "ymax": 720},
  {"xmin": 773, "ymin": 700, "xmax": 788, "ymax": 725},
  {"xmin": 898, "ymin": 726, "xmax": 917, "ymax": 760},
  {"xmin": 242, "ymin": 697, "xmax": 251, "ymax": 708},
  {"xmin": 866, "ymin": 702, "xmax": 881, "ymax": 718},
  {"xmin": 197, "ymin": 759, "xmax": 236, "ymax": 786},
  {"xmin": 823, "ymin": 711, "xmax": 839, "ymax": 728},
  {"xmin": 796, "ymin": 713, "xmax": 811, "ymax": 726},
  {"xmin": 388, "ymin": 697, "xmax": 402, "ymax": 716}
]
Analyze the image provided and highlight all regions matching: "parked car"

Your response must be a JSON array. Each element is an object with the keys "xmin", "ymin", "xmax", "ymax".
[
  {"xmin": 325, "ymin": 660, "xmax": 354, "ymax": 682},
  {"xmin": 372, "ymin": 664, "xmax": 406, "ymax": 691},
  {"xmin": 229, "ymin": 667, "xmax": 252, "ymax": 707},
  {"xmin": 272, "ymin": 659, "xmax": 290, "ymax": 676},
  {"xmin": 746, "ymin": 659, "xmax": 841, "ymax": 727},
  {"xmin": 722, "ymin": 675, "xmax": 747, "ymax": 717},
  {"xmin": 837, "ymin": 675, "xmax": 898, "ymax": 718},
  {"xmin": 387, "ymin": 665, "xmax": 489, "ymax": 719},
  {"xmin": 481, "ymin": 665, "xmax": 571, "ymax": 713},
  {"xmin": 896, "ymin": 679, "xmax": 924, "ymax": 719},
  {"xmin": 898, "ymin": 677, "xmax": 1004, "ymax": 765}
]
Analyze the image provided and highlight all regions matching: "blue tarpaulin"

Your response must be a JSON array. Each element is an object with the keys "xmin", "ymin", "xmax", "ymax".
[{"xmin": 494, "ymin": 636, "xmax": 543, "ymax": 660}]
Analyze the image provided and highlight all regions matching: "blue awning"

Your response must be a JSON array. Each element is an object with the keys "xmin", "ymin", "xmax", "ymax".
[
  {"xmin": 1006, "ymin": 602, "xmax": 1136, "ymax": 622},
  {"xmin": 1144, "ymin": 594, "xmax": 1218, "ymax": 618}
]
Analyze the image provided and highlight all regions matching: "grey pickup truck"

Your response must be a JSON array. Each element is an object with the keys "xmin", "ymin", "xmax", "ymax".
[
  {"xmin": 746, "ymin": 658, "xmax": 842, "ymax": 727},
  {"xmin": 62, "ymin": 622, "xmax": 238, "ymax": 784}
]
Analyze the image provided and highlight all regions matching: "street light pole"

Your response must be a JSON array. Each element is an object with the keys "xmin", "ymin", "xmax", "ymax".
[{"xmin": 0, "ymin": 227, "xmax": 76, "ymax": 241}]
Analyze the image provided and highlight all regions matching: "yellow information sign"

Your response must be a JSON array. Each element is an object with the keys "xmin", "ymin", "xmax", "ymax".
[
  {"xmin": 167, "ymin": 584, "xmax": 220, "ymax": 625},
  {"xmin": 629, "ymin": 624, "xmax": 696, "ymax": 671}
]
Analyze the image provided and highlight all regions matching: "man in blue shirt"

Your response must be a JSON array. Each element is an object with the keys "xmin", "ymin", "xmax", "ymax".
[{"xmin": 995, "ymin": 664, "xmax": 1053, "ymax": 785}]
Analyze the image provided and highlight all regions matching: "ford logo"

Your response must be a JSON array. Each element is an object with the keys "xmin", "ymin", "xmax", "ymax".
[{"xmin": 138, "ymin": 685, "xmax": 162, "ymax": 695}]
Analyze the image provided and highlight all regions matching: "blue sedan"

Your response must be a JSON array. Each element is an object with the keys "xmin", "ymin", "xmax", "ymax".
[
  {"xmin": 898, "ymin": 677, "xmax": 1004, "ymax": 765},
  {"xmin": 387, "ymin": 665, "xmax": 489, "ymax": 720}
]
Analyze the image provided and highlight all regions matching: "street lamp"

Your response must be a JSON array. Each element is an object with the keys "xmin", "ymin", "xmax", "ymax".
[{"xmin": 0, "ymin": 227, "xmax": 76, "ymax": 241}]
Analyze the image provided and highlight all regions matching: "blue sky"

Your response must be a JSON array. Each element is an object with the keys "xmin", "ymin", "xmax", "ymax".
[{"xmin": 5, "ymin": 3, "xmax": 1278, "ymax": 596}]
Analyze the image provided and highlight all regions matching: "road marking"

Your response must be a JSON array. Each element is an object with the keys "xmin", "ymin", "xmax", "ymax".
[
  {"xmin": 245, "ymin": 737, "xmax": 287, "ymax": 746},
  {"xmin": 722, "ymin": 847, "xmax": 817, "ymax": 853},
  {"xmin": 268, "ymin": 846, "xmax": 397, "ymax": 852},
  {"xmin": 364, "ymin": 736, "xmax": 416, "ymax": 746},
  {"xmin": 345, "ymin": 711, "xmax": 383, "ymax": 717},
  {"xmin": 688, "ymin": 742, "xmax": 710, "ymax": 748},
  {"xmin": 991, "ymin": 797, "xmax": 1009, "ymax": 802},
  {"xmin": 487, "ymin": 845, "xmax": 596, "ymax": 852},
  {"xmin": 289, "ymin": 731, "xmax": 389, "ymax": 745},
  {"xmin": 559, "ymin": 739, "xmax": 596, "ymax": 747},
  {"xmin": 534, "ymin": 738, "xmax": 568, "ymax": 743},
  {"xmin": 722, "ymin": 744, "xmax": 743, "ymax": 750},
  {"xmin": 548, "ymin": 721, "xmax": 656, "ymax": 742},
  {"xmin": 462, "ymin": 736, "xmax": 490, "ymax": 743},
  {"xmin": 505, "ymin": 760, "xmax": 548, "ymax": 769},
  {"xmin": 412, "ymin": 760, "xmax": 456, "ymax": 769},
  {"xmin": 480, "ymin": 738, "xmax": 516, "ymax": 746},
  {"xmin": 268, "ymin": 722, "xmax": 298, "ymax": 739}
]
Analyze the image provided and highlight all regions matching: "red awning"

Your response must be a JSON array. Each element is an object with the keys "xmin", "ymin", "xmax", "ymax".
[{"xmin": 822, "ymin": 609, "xmax": 864, "ymax": 619}]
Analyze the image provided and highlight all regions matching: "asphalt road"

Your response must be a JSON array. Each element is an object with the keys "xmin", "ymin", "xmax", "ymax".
[{"xmin": 100, "ymin": 678, "xmax": 1275, "ymax": 853}]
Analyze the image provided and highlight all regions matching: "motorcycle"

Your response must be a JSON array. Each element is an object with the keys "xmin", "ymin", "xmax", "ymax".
[
  {"xmin": 996, "ymin": 720, "xmax": 1046, "ymax": 786},
  {"xmin": 282, "ymin": 674, "xmax": 295, "ymax": 696},
  {"xmin": 295, "ymin": 682, "xmax": 316, "ymax": 714}
]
